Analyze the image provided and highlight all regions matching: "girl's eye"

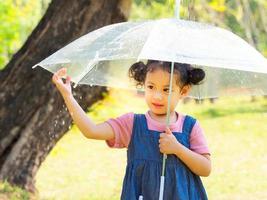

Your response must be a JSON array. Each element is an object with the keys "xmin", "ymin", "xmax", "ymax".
[
  {"xmin": 163, "ymin": 88, "xmax": 170, "ymax": 93},
  {"xmin": 147, "ymin": 85, "xmax": 153, "ymax": 89}
]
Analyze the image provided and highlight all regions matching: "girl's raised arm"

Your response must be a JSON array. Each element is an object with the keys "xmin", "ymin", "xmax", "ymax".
[{"xmin": 52, "ymin": 68, "xmax": 115, "ymax": 141}]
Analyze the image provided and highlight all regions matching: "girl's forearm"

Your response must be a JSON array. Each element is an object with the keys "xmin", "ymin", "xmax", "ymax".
[
  {"xmin": 174, "ymin": 142, "xmax": 211, "ymax": 177},
  {"xmin": 63, "ymin": 94, "xmax": 97, "ymax": 138}
]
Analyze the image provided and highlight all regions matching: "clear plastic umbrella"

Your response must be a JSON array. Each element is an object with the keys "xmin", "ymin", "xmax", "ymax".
[
  {"xmin": 33, "ymin": 1, "xmax": 267, "ymax": 199},
  {"xmin": 33, "ymin": 18, "xmax": 267, "ymax": 98}
]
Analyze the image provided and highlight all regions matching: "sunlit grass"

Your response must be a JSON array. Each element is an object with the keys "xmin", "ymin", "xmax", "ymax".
[
  {"xmin": 0, "ymin": 181, "xmax": 34, "ymax": 200},
  {"xmin": 36, "ymin": 89, "xmax": 267, "ymax": 200}
]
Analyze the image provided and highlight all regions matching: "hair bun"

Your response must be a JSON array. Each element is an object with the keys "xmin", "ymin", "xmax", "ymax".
[
  {"xmin": 128, "ymin": 61, "xmax": 147, "ymax": 86},
  {"xmin": 188, "ymin": 68, "xmax": 205, "ymax": 85}
]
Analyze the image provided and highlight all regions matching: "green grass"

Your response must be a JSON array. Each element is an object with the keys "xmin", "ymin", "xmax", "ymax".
[
  {"xmin": 34, "ymin": 89, "xmax": 267, "ymax": 200},
  {"xmin": 0, "ymin": 181, "xmax": 33, "ymax": 200}
]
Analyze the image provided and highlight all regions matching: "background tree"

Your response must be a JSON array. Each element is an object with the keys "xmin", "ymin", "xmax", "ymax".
[{"xmin": 0, "ymin": 0, "xmax": 131, "ymax": 192}]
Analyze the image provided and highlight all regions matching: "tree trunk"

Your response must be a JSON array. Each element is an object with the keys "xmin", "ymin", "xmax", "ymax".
[{"xmin": 0, "ymin": 0, "xmax": 131, "ymax": 193}]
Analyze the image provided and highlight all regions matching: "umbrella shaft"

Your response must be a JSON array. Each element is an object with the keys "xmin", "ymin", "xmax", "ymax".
[
  {"xmin": 162, "ymin": 61, "xmax": 174, "ymax": 176},
  {"xmin": 159, "ymin": 62, "xmax": 175, "ymax": 199},
  {"xmin": 175, "ymin": 0, "xmax": 181, "ymax": 19}
]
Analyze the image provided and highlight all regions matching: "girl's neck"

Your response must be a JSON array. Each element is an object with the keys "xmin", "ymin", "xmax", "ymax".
[{"xmin": 148, "ymin": 110, "xmax": 177, "ymax": 124}]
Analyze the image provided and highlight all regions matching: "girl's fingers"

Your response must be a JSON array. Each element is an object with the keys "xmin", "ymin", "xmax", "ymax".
[
  {"xmin": 52, "ymin": 74, "xmax": 59, "ymax": 83},
  {"xmin": 52, "ymin": 74, "xmax": 64, "ymax": 86},
  {"xmin": 66, "ymin": 76, "xmax": 71, "ymax": 85},
  {"xmin": 56, "ymin": 67, "xmax": 67, "ymax": 78},
  {"xmin": 53, "ymin": 68, "xmax": 68, "ymax": 83},
  {"xmin": 165, "ymin": 127, "xmax": 172, "ymax": 134},
  {"xmin": 159, "ymin": 138, "xmax": 166, "ymax": 144}
]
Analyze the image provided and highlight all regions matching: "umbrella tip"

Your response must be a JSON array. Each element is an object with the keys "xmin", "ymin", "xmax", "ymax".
[
  {"xmin": 73, "ymin": 83, "xmax": 78, "ymax": 88},
  {"xmin": 32, "ymin": 64, "xmax": 38, "ymax": 69}
]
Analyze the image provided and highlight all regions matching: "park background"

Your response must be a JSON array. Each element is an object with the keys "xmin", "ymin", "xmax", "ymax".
[{"xmin": 0, "ymin": 0, "xmax": 266, "ymax": 199}]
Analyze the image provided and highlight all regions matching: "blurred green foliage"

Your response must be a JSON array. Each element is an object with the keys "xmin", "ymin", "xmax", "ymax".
[
  {"xmin": 0, "ymin": 0, "xmax": 50, "ymax": 69},
  {"xmin": 130, "ymin": 0, "xmax": 267, "ymax": 55},
  {"xmin": 0, "ymin": 0, "xmax": 266, "ymax": 70}
]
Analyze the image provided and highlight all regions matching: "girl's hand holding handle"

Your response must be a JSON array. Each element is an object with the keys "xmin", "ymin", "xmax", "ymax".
[
  {"xmin": 159, "ymin": 127, "xmax": 180, "ymax": 155},
  {"xmin": 52, "ymin": 68, "xmax": 72, "ymax": 98}
]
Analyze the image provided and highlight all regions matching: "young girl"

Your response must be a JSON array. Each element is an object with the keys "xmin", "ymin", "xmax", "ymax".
[{"xmin": 52, "ymin": 60, "xmax": 211, "ymax": 200}]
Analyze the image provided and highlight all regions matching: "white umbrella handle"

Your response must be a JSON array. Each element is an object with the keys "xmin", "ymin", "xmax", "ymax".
[{"xmin": 159, "ymin": 176, "xmax": 165, "ymax": 200}]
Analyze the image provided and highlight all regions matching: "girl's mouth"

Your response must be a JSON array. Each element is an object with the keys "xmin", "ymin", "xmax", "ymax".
[{"xmin": 152, "ymin": 103, "xmax": 164, "ymax": 108}]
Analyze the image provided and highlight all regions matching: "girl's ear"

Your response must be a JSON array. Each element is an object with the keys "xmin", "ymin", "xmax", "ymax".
[{"xmin": 180, "ymin": 85, "xmax": 191, "ymax": 96}]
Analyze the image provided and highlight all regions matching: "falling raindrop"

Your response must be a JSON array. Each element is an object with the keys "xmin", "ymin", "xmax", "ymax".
[{"xmin": 54, "ymin": 120, "xmax": 58, "ymax": 127}]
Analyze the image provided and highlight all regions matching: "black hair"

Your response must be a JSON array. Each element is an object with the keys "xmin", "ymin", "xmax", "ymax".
[{"xmin": 128, "ymin": 60, "xmax": 205, "ymax": 88}]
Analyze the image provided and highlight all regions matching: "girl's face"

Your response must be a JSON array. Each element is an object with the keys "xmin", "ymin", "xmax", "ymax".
[{"xmin": 144, "ymin": 68, "xmax": 190, "ymax": 115}]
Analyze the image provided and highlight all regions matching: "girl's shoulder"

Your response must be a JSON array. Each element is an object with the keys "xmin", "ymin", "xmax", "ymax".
[
  {"xmin": 178, "ymin": 113, "xmax": 199, "ymax": 126},
  {"xmin": 179, "ymin": 113, "xmax": 196, "ymax": 120},
  {"xmin": 176, "ymin": 113, "xmax": 204, "ymax": 135},
  {"xmin": 108, "ymin": 112, "xmax": 135, "ymax": 126},
  {"xmin": 105, "ymin": 112, "xmax": 135, "ymax": 148}
]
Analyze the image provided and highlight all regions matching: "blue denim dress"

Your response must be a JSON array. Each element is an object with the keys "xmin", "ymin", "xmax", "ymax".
[{"xmin": 120, "ymin": 114, "xmax": 208, "ymax": 200}]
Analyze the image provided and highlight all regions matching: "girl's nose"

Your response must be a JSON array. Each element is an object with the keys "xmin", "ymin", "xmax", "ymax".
[{"xmin": 153, "ymin": 91, "xmax": 163, "ymax": 100}]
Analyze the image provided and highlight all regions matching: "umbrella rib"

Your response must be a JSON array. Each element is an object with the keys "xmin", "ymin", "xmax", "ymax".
[
  {"xmin": 73, "ymin": 59, "xmax": 99, "ymax": 88},
  {"xmin": 137, "ymin": 21, "xmax": 158, "ymax": 61},
  {"xmin": 96, "ymin": 21, "xmax": 151, "ymax": 61},
  {"xmin": 109, "ymin": 21, "xmax": 149, "ymax": 44}
]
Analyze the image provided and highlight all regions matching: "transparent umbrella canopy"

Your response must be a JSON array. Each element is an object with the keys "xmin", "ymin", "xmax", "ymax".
[{"xmin": 33, "ymin": 18, "xmax": 267, "ymax": 98}]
